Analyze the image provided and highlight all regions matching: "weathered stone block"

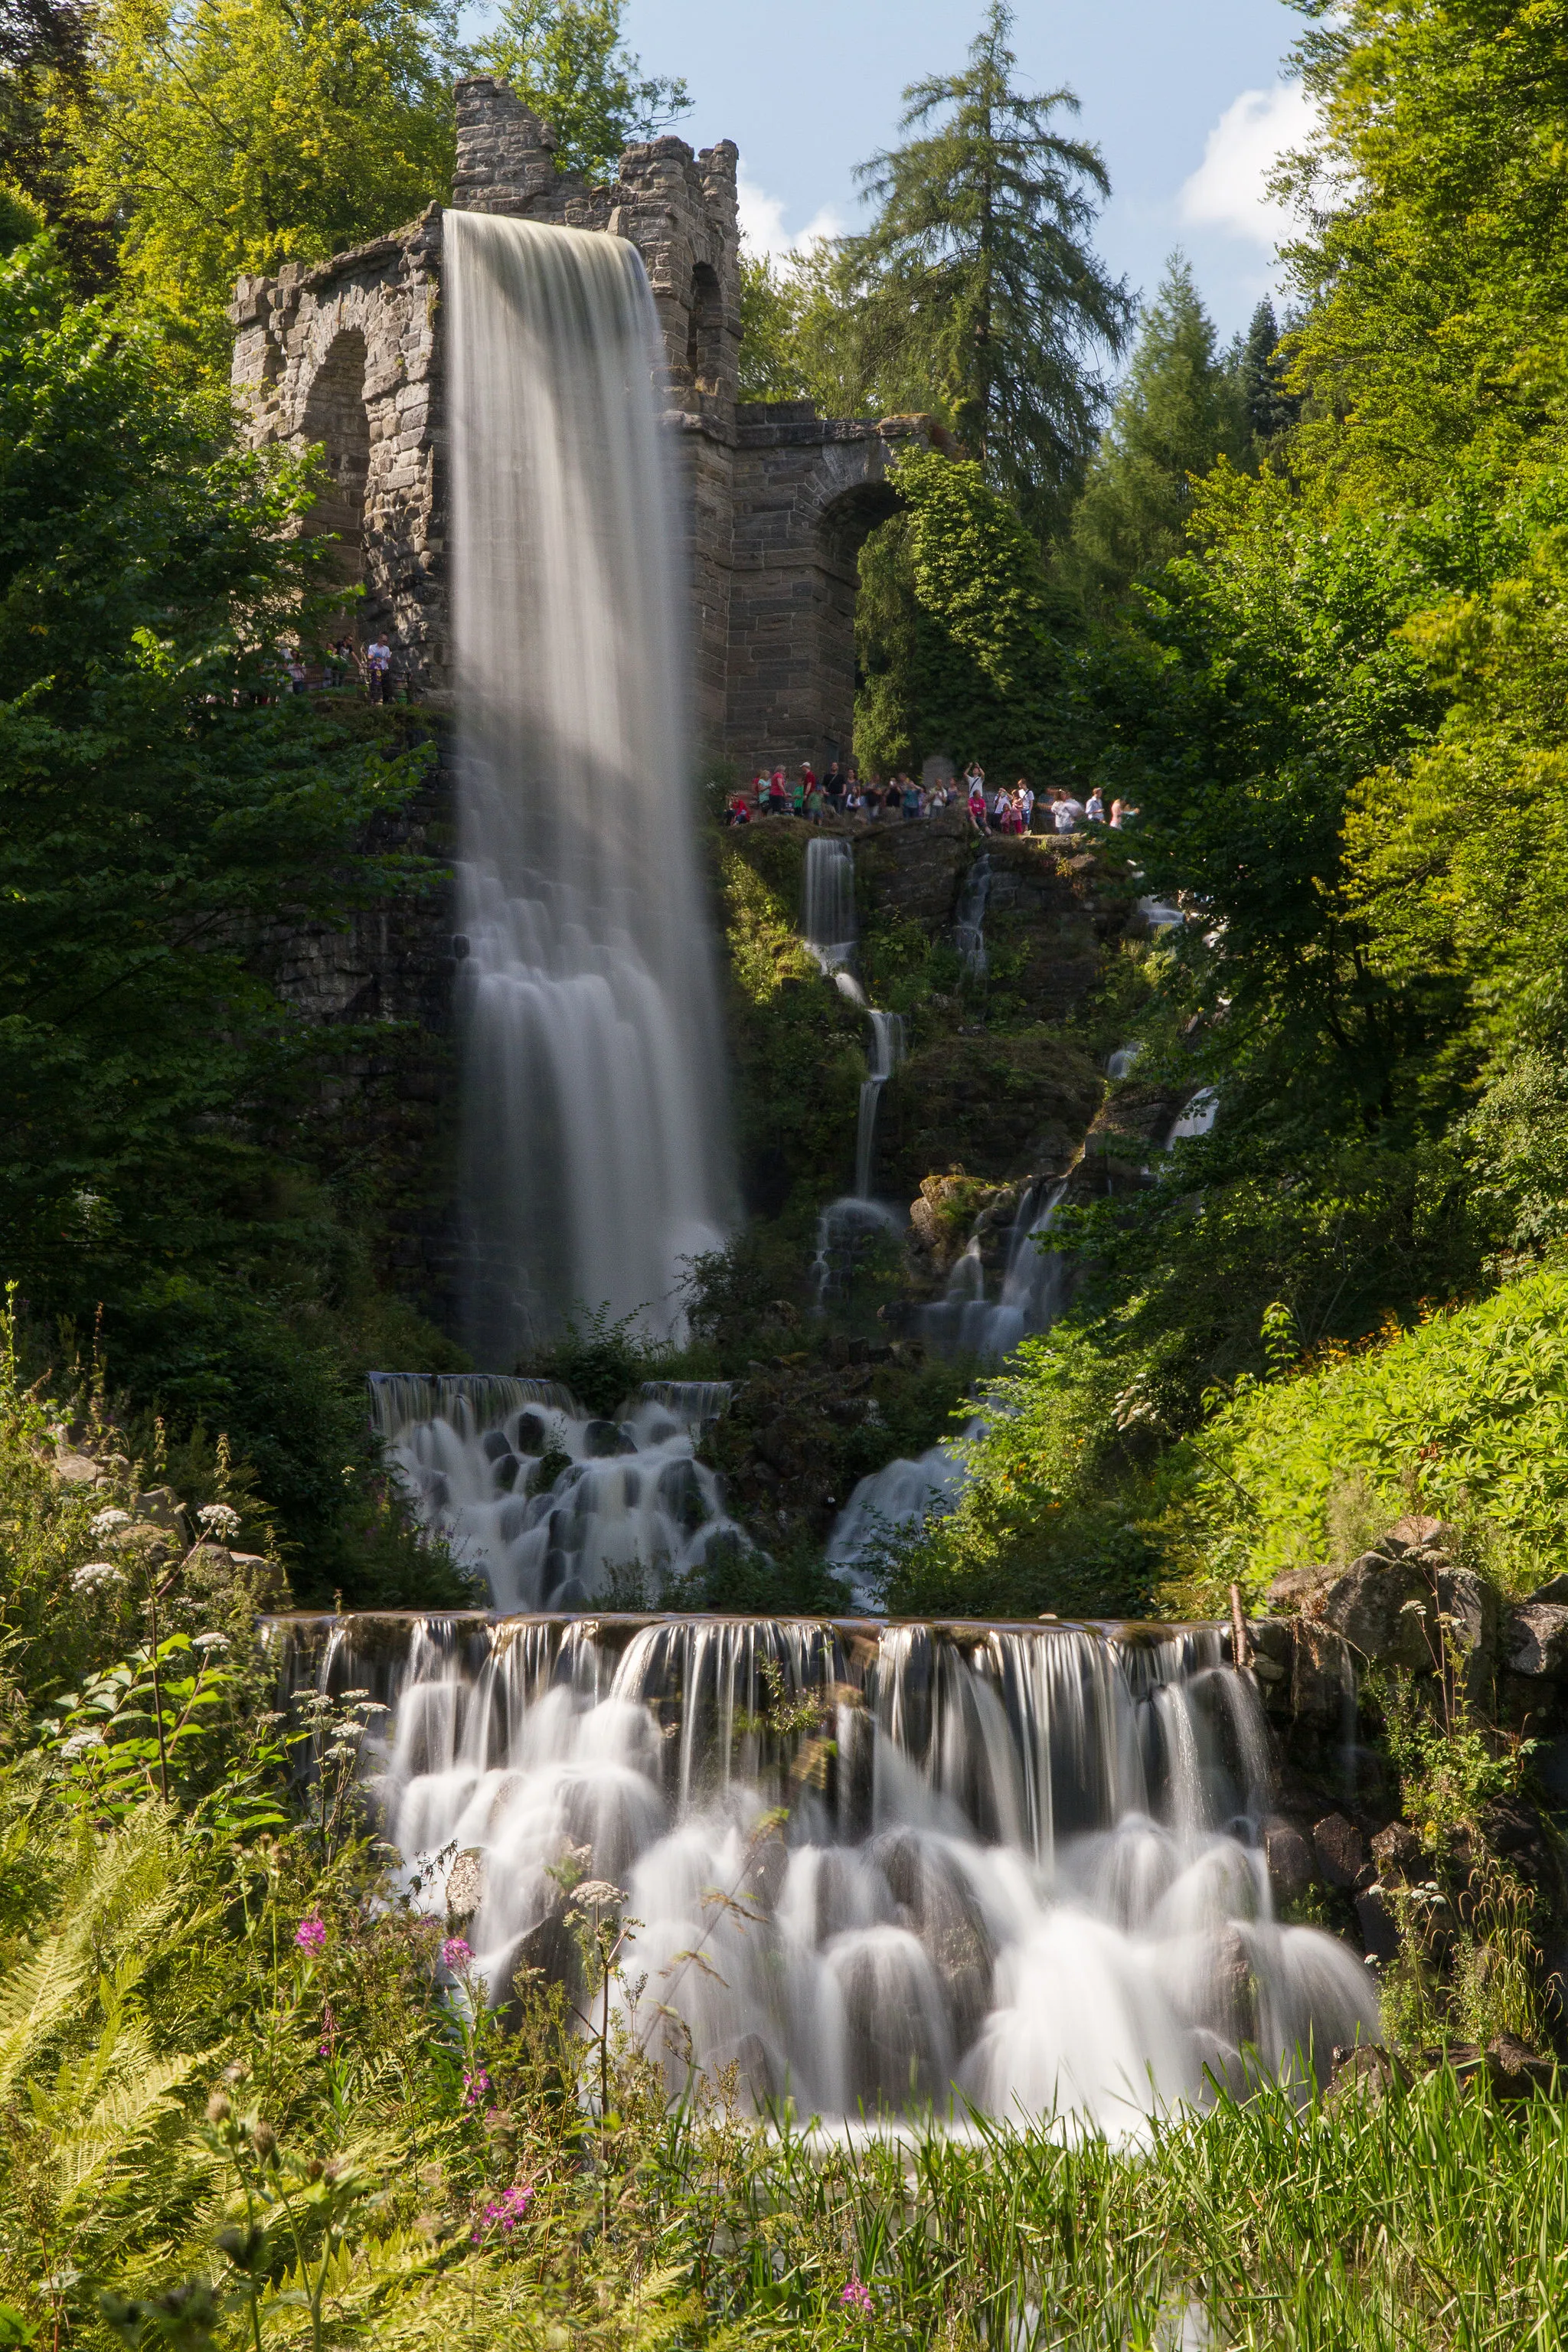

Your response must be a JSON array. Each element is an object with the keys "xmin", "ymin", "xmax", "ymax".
[{"xmin": 1506, "ymin": 1602, "xmax": 1568, "ymax": 1677}]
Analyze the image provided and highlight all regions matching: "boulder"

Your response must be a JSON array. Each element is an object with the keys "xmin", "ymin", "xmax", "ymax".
[
  {"xmin": 133, "ymin": 1486, "xmax": 188, "ymax": 1535},
  {"xmin": 1354, "ymin": 1886, "xmax": 1401, "ymax": 1963},
  {"xmin": 1527, "ymin": 1571, "xmax": 1568, "ymax": 1606},
  {"xmin": 1312, "ymin": 1813, "xmax": 1369, "ymax": 1890},
  {"xmin": 1436, "ymin": 1567, "xmax": 1498, "ymax": 1704},
  {"xmin": 54, "ymin": 1449, "xmax": 105, "ymax": 1486},
  {"xmin": 1326, "ymin": 2043, "xmax": 1410, "ymax": 2109},
  {"xmin": 1291, "ymin": 1621, "xmax": 1357, "ymax": 1729},
  {"xmin": 1263, "ymin": 1565, "xmax": 1333, "ymax": 1613},
  {"xmin": 1317, "ymin": 1551, "xmax": 1436, "ymax": 1672},
  {"xmin": 1381, "ymin": 1515, "xmax": 1455, "ymax": 1557},
  {"xmin": 1370, "ymin": 1822, "xmax": 1426, "ymax": 1889},
  {"xmin": 1505, "ymin": 1602, "xmax": 1568, "ymax": 1677},
  {"xmin": 1265, "ymin": 1823, "xmax": 1315, "ymax": 1901}
]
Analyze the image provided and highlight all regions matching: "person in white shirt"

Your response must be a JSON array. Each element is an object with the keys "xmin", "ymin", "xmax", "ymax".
[
  {"xmin": 1053, "ymin": 793, "xmax": 1075, "ymax": 835},
  {"xmin": 1017, "ymin": 779, "xmax": 1035, "ymax": 831},
  {"xmin": 1086, "ymin": 788, "xmax": 1106, "ymax": 823}
]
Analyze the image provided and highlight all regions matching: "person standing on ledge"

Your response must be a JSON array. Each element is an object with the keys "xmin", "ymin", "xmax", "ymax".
[
  {"xmin": 365, "ymin": 634, "xmax": 393, "ymax": 704},
  {"xmin": 822, "ymin": 758, "xmax": 844, "ymax": 816}
]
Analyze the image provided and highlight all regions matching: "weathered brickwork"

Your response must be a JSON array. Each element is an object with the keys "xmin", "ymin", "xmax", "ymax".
[{"xmin": 230, "ymin": 74, "xmax": 941, "ymax": 768}]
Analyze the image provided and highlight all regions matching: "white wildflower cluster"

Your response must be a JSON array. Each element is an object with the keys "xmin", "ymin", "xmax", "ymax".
[
  {"xmin": 192, "ymin": 1631, "xmax": 230, "ymax": 1653},
  {"xmin": 60, "ymin": 1730, "xmax": 104, "ymax": 1759},
  {"xmin": 89, "ymin": 1507, "xmax": 132, "ymax": 1537},
  {"xmin": 71, "ymin": 1561, "xmax": 122, "ymax": 1594},
  {"xmin": 198, "ymin": 1503, "xmax": 242, "ymax": 1539}
]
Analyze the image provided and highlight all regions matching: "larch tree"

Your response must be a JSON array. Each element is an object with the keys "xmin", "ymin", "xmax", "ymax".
[
  {"xmin": 1067, "ymin": 254, "xmax": 1248, "ymax": 612},
  {"xmin": 835, "ymin": 0, "xmax": 1132, "ymax": 537}
]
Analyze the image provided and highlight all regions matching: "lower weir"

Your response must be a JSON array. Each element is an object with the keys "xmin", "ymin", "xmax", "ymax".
[{"xmin": 270, "ymin": 1609, "xmax": 1377, "ymax": 2134}]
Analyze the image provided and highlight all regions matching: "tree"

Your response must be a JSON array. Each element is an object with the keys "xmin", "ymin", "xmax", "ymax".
[
  {"xmin": 0, "ymin": 237, "xmax": 443, "ymax": 1575},
  {"xmin": 474, "ymin": 0, "xmax": 688, "ymax": 184},
  {"xmin": 1236, "ymin": 296, "xmax": 1298, "ymax": 447},
  {"xmin": 835, "ymin": 1, "xmax": 1132, "ymax": 537},
  {"xmin": 1068, "ymin": 254, "xmax": 1248, "ymax": 612},
  {"xmin": 54, "ymin": 0, "xmax": 461, "ymax": 368},
  {"xmin": 1282, "ymin": 0, "xmax": 1568, "ymax": 499},
  {"xmin": 855, "ymin": 446, "xmax": 1064, "ymax": 778}
]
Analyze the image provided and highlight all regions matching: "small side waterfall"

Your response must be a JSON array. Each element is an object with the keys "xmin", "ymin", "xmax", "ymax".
[
  {"xmin": 955, "ymin": 853, "xmax": 991, "ymax": 978},
  {"xmin": 447, "ymin": 211, "xmax": 732, "ymax": 1357},
  {"xmin": 854, "ymin": 1008, "xmax": 906, "ymax": 1199},
  {"xmin": 916, "ymin": 1178, "xmax": 1071, "ymax": 1359},
  {"xmin": 802, "ymin": 835, "xmax": 856, "ymax": 971},
  {"xmin": 270, "ymin": 1611, "xmax": 1378, "ymax": 2134}
]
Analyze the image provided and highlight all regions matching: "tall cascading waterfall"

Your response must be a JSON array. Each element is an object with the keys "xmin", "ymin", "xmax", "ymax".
[
  {"xmin": 271, "ymin": 1610, "xmax": 1377, "ymax": 2133},
  {"xmin": 801, "ymin": 835, "xmax": 857, "ymax": 972},
  {"xmin": 447, "ymin": 212, "xmax": 732, "ymax": 1358}
]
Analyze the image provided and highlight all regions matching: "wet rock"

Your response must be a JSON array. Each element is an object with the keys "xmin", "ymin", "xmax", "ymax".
[
  {"xmin": 580, "ymin": 1419, "xmax": 622, "ymax": 1459},
  {"xmin": 1317, "ymin": 1552, "xmax": 1436, "ymax": 1672},
  {"xmin": 1505, "ymin": 1602, "xmax": 1568, "ymax": 1677},
  {"xmin": 1312, "ymin": 1813, "xmax": 1369, "ymax": 1890},
  {"xmin": 1354, "ymin": 1886, "xmax": 1401, "ymax": 1963},
  {"xmin": 1291, "ymin": 1622, "xmax": 1357, "ymax": 1730},
  {"xmin": 514, "ymin": 1409, "xmax": 549, "ymax": 1455},
  {"xmin": 1265, "ymin": 1823, "xmax": 1315, "ymax": 1901},
  {"xmin": 481, "ymin": 1429, "xmax": 512, "ymax": 1462}
]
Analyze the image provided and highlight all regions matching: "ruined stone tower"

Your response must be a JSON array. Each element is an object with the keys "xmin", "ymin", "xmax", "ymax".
[{"xmin": 230, "ymin": 76, "xmax": 942, "ymax": 773}]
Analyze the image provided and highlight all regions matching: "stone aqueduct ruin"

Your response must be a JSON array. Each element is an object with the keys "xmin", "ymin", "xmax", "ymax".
[{"xmin": 230, "ymin": 75, "xmax": 945, "ymax": 773}]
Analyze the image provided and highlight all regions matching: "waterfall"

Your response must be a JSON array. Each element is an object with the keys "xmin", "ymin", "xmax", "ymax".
[
  {"xmin": 854, "ymin": 1008, "xmax": 906, "ymax": 1200},
  {"xmin": 802, "ymin": 836, "xmax": 856, "ymax": 971},
  {"xmin": 915, "ymin": 1178, "xmax": 1071, "ymax": 1360},
  {"xmin": 270, "ymin": 1610, "xmax": 1378, "ymax": 2134},
  {"xmin": 371, "ymin": 1375, "xmax": 755, "ymax": 1611},
  {"xmin": 446, "ymin": 211, "xmax": 732, "ymax": 1358},
  {"xmin": 954, "ymin": 853, "xmax": 991, "ymax": 978}
]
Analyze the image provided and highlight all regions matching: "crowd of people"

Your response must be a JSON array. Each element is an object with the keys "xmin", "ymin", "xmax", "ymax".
[
  {"xmin": 724, "ymin": 758, "xmax": 1135, "ymax": 833},
  {"xmin": 276, "ymin": 633, "xmax": 398, "ymax": 702}
]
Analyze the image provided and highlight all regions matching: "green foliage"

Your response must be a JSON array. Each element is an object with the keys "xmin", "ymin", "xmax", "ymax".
[
  {"xmin": 1184, "ymin": 1258, "xmax": 1568, "ymax": 1597},
  {"xmin": 472, "ymin": 0, "xmax": 689, "ymax": 185},
  {"xmin": 1067, "ymin": 254, "xmax": 1249, "ymax": 613},
  {"xmin": 1284, "ymin": 0, "xmax": 1568, "ymax": 501},
  {"xmin": 1236, "ymin": 294, "xmax": 1298, "ymax": 448},
  {"xmin": 55, "ymin": 0, "xmax": 462, "ymax": 368},
  {"xmin": 856, "ymin": 446, "xmax": 1063, "ymax": 779},
  {"xmin": 534, "ymin": 1305, "xmax": 675, "ymax": 1419},
  {"xmin": 835, "ymin": 2, "xmax": 1131, "ymax": 534},
  {"xmin": 0, "ymin": 240, "xmax": 466, "ymax": 1602}
]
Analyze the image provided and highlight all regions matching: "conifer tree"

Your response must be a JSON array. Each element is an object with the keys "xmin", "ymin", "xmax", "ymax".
[
  {"xmin": 834, "ymin": 1, "xmax": 1132, "ymax": 536},
  {"xmin": 1237, "ymin": 296, "xmax": 1299, "ymax": 447},
  {"xmin": 1067, "ymin": 254, "xmax": 1247, "ymax": 611}
]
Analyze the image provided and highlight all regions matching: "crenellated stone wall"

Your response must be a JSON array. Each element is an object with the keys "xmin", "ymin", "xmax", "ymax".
[{"xmin": 229, "ymin": 75, "xmax": 945, "ymax": 771}]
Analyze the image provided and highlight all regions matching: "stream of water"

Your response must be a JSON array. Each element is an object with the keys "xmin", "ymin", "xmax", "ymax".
[
  {"xmin": 273, "ymin": 1610, "xmax": 1377, "ymax": 2135},
  {"xmin": 446, "ymin": 211, "xmax": 732, "ymax": 1358}
]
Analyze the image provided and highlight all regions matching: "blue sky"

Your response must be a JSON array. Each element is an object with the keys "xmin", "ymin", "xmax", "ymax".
[{"xmin": 611, "ymin": 0, "xmax": 1309, "ymax": 341}]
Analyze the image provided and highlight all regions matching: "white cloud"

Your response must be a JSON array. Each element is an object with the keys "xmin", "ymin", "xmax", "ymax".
[
  {"xmin": 737, "ymin": 163, "xmax": 843, "ymax": 262},
  {"xmin": 1179, "ymin": 80, "xmax": 1316, "ymax": 249}
]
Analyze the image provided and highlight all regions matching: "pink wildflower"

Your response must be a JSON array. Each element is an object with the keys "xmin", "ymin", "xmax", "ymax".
[
  {"xmin": 294, "ymin": 1916, "xmax": 326, "ymax": 1955},
  {"xmin": 318, "ymin": 2001, "xmax": 338, "ymax": 2060},
  {"xmin": 471, "ymin": 2183, "xmax": 534, "ymax": 2241},
  {"xmin": 462, "ymin": 2066, "xmax": 491, "ymax": 2107},
  {"xmin": 841, "ymin": 2278, "xmax": 874, "ymax": 2316},
  {"xmin": 441, "ymin": 1935, "xmax": 473, "ymax": 1971}
]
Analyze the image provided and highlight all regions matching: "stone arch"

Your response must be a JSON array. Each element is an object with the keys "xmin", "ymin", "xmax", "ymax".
[
  {"xmin": 297, "ymin": 327, "xmax": 370, "ymax": 593},
  {"xmin": 685, "ymin": 260, "xmax": 723, "ymax": 397}
]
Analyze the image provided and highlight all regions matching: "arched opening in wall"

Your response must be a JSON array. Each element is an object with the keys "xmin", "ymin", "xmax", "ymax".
[
  {"xmin": 686, "ymin": 263, "xmax": 723, "ymax": 397},
  {"xmin": 298, "ymin": 328, "xmax": 370, "ymax": 606},
  {"xmin": 818, "ymin": 479, "xmax": 903, "ymax": 769}
]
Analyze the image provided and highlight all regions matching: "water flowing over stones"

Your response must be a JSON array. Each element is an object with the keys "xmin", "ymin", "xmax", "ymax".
[
  {"xmin": 273, "ymin": 1610, "xmax": 1378, "ymax": 2133},
  {"xmin": 373, "ymin": 1374, "xmax": 753, "ymax": 1611},
  {"xmin": 916, "ymin": 1178, "xmax": 1070, "ymax": 1361},
  {"xmin": 447, "ymin": 211, "xmax": 732, "ymax": 1356}
]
